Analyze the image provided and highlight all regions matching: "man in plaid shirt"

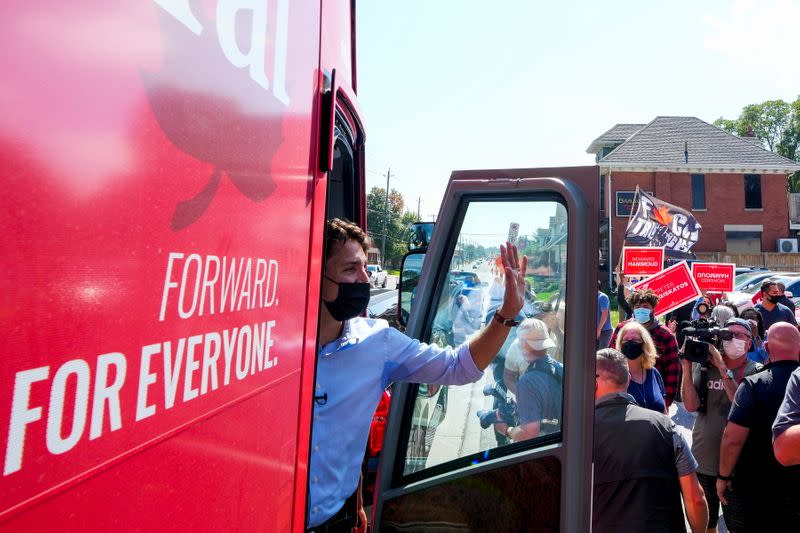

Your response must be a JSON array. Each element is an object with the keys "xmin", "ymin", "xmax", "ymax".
[{"xmin": 609, "ymin": 289, "xmax": 681, "ymax": 407}]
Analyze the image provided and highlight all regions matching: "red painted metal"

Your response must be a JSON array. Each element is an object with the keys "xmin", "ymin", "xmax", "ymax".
[{"xmin": 0, "ymin": 1, "xmax": 359, "ymax": 530}]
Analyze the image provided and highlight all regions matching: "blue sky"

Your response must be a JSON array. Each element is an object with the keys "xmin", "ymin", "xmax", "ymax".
[{"xmin": 356, "ymin": 0, "xmax": 799, "ymax": 220}]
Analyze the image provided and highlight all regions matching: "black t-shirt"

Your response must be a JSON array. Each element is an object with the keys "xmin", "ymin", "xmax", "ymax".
[{"xmin": 728, "ymin": 360, "xmax": 800, "ymax": 481}]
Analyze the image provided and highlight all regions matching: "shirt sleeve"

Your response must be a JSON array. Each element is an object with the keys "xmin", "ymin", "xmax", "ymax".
[
  {"xmin": 653, "ymin": 367, "xmax": 666, "ymax": 399},
  {"xmin": 608, "ymin": 323, "xmax": 620, "ymax": 349},
  {"xmin": 773, "ymin": 369, "xmax": 800, "ymax": 440},
  {"xmin": 672, "ymin": 427, "xmax": 699, "ymax": 476},
  {"xmin": 657, "ymin": 330, "xmax": 681, "ymax": 407},
  {"xmin": 517, "ymin": 374, "xmax": 545, "ymax": 425},
  {"xmin": 384, "ymin": 327, "xmax": 483, "ymax": 386},
  {"xmin": 728, "ymin": 379, "xmax": 756, "ymax": 427},
  {"xmin": 616, "ymin": 284, "xmax": 631, "ymax": 316},
  {"xmin": 786, "ymin": 308, "xmax": 798, "ymax": 326},
  {"xmin": 599, "ymin": 293, "xmax": 609, "ymax": 312}
]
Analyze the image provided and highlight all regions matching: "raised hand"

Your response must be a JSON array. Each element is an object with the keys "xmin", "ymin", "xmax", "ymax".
[{"xmin": 498, "ymin": 241, "xmax": 528, "ymax": 319}]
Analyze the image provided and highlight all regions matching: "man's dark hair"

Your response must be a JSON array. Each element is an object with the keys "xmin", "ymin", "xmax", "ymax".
[
  {"xmin": 761, "ymin": 279, "xmax": 778, "ymax": 294},
  {"xmin": 627, "ymin": 289, "xmax": 659, "ymax": 308},
  {"xmin": 325, "ymin": 218, "xmax": 371, "ymax": 259}
]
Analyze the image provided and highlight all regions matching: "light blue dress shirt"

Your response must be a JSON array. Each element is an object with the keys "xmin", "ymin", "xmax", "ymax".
[{"xmin": 307, "ymin": 317, "xmax": 483, "ymax": 527}]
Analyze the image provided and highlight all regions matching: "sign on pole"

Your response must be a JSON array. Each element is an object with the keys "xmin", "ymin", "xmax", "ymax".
[
  {"xmin": 622, "ymin": 246, "xmax": 665, "ymax": 277},
  {"xmin": 691, "ymin": 262, "xmax": 735, "ymax": 293},
  {"xmin": 632, "ymin": 261, "xmax": 702, "ymax": 316},
  {"xmin": 507, "ymin": 222, "xmax": 519, "ymax": 243}
]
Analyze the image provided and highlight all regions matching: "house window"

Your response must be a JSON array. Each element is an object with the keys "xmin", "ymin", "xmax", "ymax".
[
  {"xmin": 744, "ymin": 174, "xmax": 762, "ymax": 209},
  {"xmin": 691, "ymin": 174, "xmax": 705, "ymax": 209}
]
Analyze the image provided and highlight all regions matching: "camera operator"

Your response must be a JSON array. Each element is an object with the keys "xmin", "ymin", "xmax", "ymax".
[
  {"xmin": 494, "ymin": 318, "xmax": 563, "ymax": 442},
  {"xmin": 680, "ymin": 318, "xmax": 761, "ymax": 532}
]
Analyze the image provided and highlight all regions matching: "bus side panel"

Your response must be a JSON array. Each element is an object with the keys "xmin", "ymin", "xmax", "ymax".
[
  {"xmin": 0, "ymin": 0, "xmax": 321, "ymax": 529},
  {"xmin": 3, "ymin": 375, "xmax": 301, "ymax": 532}
]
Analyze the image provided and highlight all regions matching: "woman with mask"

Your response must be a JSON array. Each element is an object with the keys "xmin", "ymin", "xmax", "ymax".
[
  {"xmin": 608, "ymin": 289, "xmax": 681, "ymax": 408},
  {"xmin": 616, "ymin": 322, "xmax": 667, "ymax": 414},
  {"xmin": 740, "ymin": 307, "xmax": 768, "ymax": 364}
]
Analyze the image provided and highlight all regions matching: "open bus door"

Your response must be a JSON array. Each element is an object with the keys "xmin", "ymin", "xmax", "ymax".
[{"xmin": 375, "ymin": 166, "xmax": 600, "ymax": 532}]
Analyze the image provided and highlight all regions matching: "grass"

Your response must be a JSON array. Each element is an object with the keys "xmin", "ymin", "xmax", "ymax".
[{"xmin": 610, "ymin": 308, "xmax": 621, "ymax": 328}]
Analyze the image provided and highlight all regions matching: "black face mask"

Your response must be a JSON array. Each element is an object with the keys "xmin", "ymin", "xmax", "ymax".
[
  {"xmin": 621, "ymin": 341, "xmax": 644, "ymax": 360},
  {"xmin": 766, "ymin": 294, "xmax": 781, "ymax": 304},
  {"xmin": 323, "ymin": 275, "xmax": 370, "ymax": 321}
]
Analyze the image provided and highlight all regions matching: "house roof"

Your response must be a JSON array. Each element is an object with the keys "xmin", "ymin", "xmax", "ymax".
[
  {"xmin": 586, "ymin": 123, "xmax": 645, "ymax": 153},
  {"xmin": 596, "ymin": 116, "xmax": 800, "ymax": 174}
]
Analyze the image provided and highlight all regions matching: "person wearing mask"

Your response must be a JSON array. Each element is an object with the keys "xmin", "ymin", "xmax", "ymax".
[
  {"xmin": 776, "ymin": 281, "xmax": 796, "ymax": 313},
  {"xmin": 616, "ymin": 322, "xmax": 667, "ymax": 413},
  {"xmin": 597, "ymin": 281, "xmax": 613, "ymax": 350},
  {"xmin": 308, "ymin": 219, "xmax": 528, "ymax": 531},
  {"xmin": 494, "ymin": 318, "xmax": 563, "ymax": 442},
  {"xmin": 609, "ymin": 289, "xmax": 680, "ymax": 408},
  {"xmin": 754, "ymin": 280, "xmax": 797, "ymax": 330},
  {"xmin": 717, "ymin": 323, "xmax": 800, "ymax": 530},
  {"xmin": 680, "ymin": 318, "xmax": 761, "ymax": 533},
  {"xmin": 593, "ymin": 349, "xmax": 708, "ymax": 533},
  {"xmin": 740, "ymin": 307, "xmax": 767, "ymax": 364}
]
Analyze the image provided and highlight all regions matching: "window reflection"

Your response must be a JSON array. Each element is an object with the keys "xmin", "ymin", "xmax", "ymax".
[{"xmin": 404, "ymin": 199, "xmax": 568, "ymax": 475}]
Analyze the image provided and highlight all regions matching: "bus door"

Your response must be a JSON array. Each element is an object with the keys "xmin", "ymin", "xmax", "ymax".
[{"xmin": 374, "ymin": 166, "xmax": 600, "ymax": 532}]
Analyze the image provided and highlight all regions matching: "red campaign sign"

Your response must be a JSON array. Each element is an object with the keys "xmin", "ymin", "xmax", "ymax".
[
  {"xmin": 692, "ymin": 262, "xmax": 735, "ymax": 293},
  {"xmin": 632, "ymin": 261, "xmax": 702, "ymax": 316},
  {"xmin": 622, "ymin": 246, "xmax": 665, "ymax": 276}
]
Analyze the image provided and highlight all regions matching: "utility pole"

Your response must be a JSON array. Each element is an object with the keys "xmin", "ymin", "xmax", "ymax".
[
  {"xmin": 381, "ymin": 168, "xmax": 391, "ymax": 268},
  {"xmin": 417, "ymin": 197, "xmax": 421, "ymax": 220}
]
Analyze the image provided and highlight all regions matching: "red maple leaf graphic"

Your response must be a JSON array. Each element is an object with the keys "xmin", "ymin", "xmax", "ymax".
[{"xmin": 652, "ymin": 205, "xmax": 673, "ymax": 226}]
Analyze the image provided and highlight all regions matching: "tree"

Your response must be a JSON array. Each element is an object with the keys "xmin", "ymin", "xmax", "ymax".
[
  {"xmin": 715, "ymin": 96, "xmax": 800, "ymax": 191},
  {"xmin": 366, "ymin": 187, "xmax": 416, "ymax": 265}
]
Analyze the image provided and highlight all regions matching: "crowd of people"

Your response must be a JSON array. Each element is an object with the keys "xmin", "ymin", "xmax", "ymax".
[
  {"xmin": 311, "ymin": 217, "xmax": 799, "ymax": 532},
  {"xmin": 593, "ymin": 281, "xmax": 800, "ymax": 532}
]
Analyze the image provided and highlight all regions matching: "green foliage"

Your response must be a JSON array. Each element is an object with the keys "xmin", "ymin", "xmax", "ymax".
[
  {"xmin": 716, "ymin": 96, "xmax": 800, "ymax": 192},
  {"xmin": 366, "ymin": 187, "xmax": 417, "ymax": 264}
]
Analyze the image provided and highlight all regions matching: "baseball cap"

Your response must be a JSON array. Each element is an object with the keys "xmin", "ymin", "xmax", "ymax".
[
  {"xmin": 517, "ymin": 318, "xmax": 556, "ymax": 350},
  {"xmin": 724, "ymin": 317, "xmax": 752, "ymax": 336}
]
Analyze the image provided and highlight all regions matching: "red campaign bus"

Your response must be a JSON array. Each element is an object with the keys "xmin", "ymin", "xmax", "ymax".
[{"xmin": 1, "ymin": 1, "xmax": 599, "ymax": 531}]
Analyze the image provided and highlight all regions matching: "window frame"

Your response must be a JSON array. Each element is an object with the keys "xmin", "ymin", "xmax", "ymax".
[
  {"xmin": 744, "ymin": 174, "xmax": 762, "ymax": 210},
  {"xmin": 392, "ymin": 192, "xmax": 569, "ymax": 486},
  {"xmin": 691, "ymin": 173, "xmax": 706, "ymax": 210}
]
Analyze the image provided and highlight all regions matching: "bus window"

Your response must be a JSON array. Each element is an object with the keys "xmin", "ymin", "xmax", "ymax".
[
  {"xmin": 404, "ymin": 199, "xmax": 568, "ymax": 475},
  {"xmin": 325, "ymin": 112, "xmax": 361, "ymax": 224}
]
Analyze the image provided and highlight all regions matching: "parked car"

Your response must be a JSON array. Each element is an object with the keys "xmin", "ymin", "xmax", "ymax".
[
  {"xmin": 367, "ymin": 264, "xmax": 388, "ymax": 288},
  {"xmin": 736, "ymin": 271, "xmax": 797, "ymax": 293},
  {"xmin": 729, "ymin": 273, "xmax": 800, "ymax": 312}
]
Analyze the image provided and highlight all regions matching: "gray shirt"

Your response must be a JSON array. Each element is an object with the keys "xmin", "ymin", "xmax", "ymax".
[
  {"xmin": 690, "ymin": 360, "xmax": 760, "ymax": 475},
  {"xmin": 773, "ymin": 367, "xmax": 800, "ymax": 440}
]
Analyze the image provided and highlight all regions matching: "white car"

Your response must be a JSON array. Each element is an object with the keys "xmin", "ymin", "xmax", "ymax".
[{"xmin": 367, "ymin": 264, "xmax": 388, "ymax": 288}]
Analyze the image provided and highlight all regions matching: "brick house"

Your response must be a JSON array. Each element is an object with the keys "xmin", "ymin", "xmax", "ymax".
[{"xmin": 587, "ymin": 116, "xmax": 800, "ymax": 275}]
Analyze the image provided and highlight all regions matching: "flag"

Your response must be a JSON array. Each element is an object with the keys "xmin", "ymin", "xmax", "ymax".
[{"xmin": 625, "ymin": 190, "xmax": 701, "ymax": 257}]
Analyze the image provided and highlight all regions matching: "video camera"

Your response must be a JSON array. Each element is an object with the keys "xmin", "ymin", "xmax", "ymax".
[
  {"xmin": 681, "ymin": 317, "xmax": 733, "ymax": 364},
  {"xmin": 476, "ymin": 383, "xmax": 518, "ymax": 429}
]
